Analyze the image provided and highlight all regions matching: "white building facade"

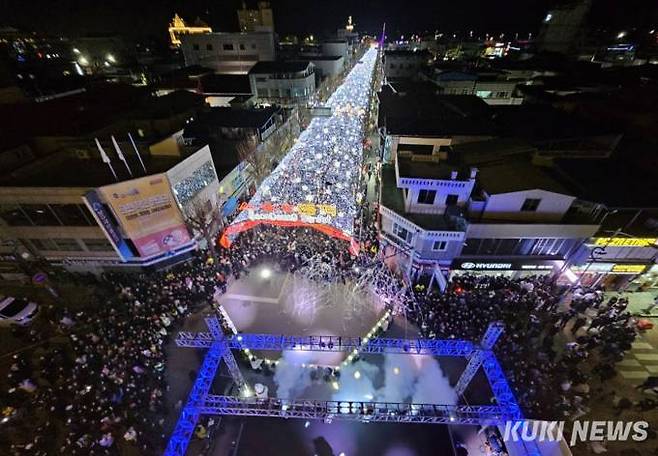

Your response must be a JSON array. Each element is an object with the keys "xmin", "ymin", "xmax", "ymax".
[{"xmin": 181, "ymin": 32, "xmax": 276, "ymax": 74}]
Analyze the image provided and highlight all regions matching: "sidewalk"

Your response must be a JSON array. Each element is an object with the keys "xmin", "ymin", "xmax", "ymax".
[
  {"xmin": 604, "ymin": 290, "xmax": 658, "ymax": 316},
  {"xmin": 616, "ymin": 331, "xmax": 658, "ymax": 384}
]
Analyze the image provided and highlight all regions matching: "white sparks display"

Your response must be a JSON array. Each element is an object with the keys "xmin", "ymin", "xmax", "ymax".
[{"xmin": 229, "ymin": 47, "xmax": 378, "ymax": 240}]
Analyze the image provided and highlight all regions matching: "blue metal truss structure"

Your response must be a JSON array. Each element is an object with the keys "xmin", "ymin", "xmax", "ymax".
[{"xmin": 165, "ymin": 318, "xmax": 539, "ymax": 456}]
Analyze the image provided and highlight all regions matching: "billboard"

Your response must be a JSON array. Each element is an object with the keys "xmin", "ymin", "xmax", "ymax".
[{"xmin": 99, "ymin": 174, "xmax": 191, "ymax": 257}]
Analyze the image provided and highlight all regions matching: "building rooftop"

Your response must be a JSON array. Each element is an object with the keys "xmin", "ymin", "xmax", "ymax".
[
  {"xmin": 476, "ymin": 160, "xmax": 573, "ymax": 196},
  {"xmin": 0, "ymin": 152, "xmax": 183, "ymax": 188},
  {"xmin": 384, "ymin": 49, "xmax": 432, "ymax": 57},
  {"xmin": 185, "ymin": 106, "xmax": 280, "ymax": 131},
  {"xmin": 380, "ymin": 164, "xmax": 463, "ymax": 231},
  {"xmin": 595, "ymin": 209, "xmax": 658, "ymax": 238},
  {"xmin": 307, "ymin": 55, "xmax": 343, "ymax": 61},
  {"xmin": 378, "ymin": 83, "xmax": 495, "ymax": 137},
  {"xmin": 555, "ymin": 137, "xmax": 658, "ymax": 208},
  {"xmin": 249, "ymin": 60, "xmax": 312, "ymax": 74},
  {"xmin": 449, "ymin": 138, "xmax": 536, "ymax": 166},
  {"xmin": 493, "ymin": 104, "xmax": 619, "ymax": 141},
  {"xmin": 198, "ymin": 74, "xmax": 252, "ymax": 94},
  {"xmin": 397, "ymin": 157, "xmax": 469, "ymax": 181},
  {"xmin": 0, "ymin": 86, "xmax": 204, "ymax": 149}
]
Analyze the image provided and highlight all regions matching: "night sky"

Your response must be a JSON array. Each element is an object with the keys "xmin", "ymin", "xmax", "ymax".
[{"xmin": 0, "ymin": 0, "xmax": 656, "ymax": 40}]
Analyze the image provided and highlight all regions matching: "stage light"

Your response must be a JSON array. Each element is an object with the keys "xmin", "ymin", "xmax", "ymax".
[
  {"xmin": 304, "ymin": 421, "xmax": 310, "ymax": 428},
  {"xmin": 393, "ymin": 367, "xmax": 400, "ymax": 375},
  {"xmin": 332, "ymin": 381, "xmax": 340, "ymax": 390},
  {"xmin": 260, "ymin": 268, "xmax": 272, "ymax": 279},
  {"xmin": 353, "ymin": 370, "xmax": 361, "ymax": 380}
]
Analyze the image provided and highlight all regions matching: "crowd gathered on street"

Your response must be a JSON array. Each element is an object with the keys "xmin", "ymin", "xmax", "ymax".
[{"xmin": 0, "ymin": 214, "xmax": 648, "ymax": 454}]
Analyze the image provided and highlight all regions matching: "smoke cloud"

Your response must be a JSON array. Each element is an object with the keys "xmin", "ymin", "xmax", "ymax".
[{"xmin": 272, "ymin": 352, "xmax": 457, "ymax": 405}]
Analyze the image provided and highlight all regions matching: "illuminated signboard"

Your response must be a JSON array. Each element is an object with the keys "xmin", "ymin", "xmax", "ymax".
[
  {"xmin": 610, "ymin": 264, "xmax": 647, "ymax": 274},
  {"xmin": 592, "ymin": 238, "xmax": 658, "ymax": 248},
  {"xmin": 239, "ymin": 202, "xmax": 338, "ymax": 223},
  {"xmin": 451, "ymin": 259, "xmax": 556, "ymax": 271},
  {"xmin": 571, "ymin": 263, "xmax": 649, "ymax": 274}
]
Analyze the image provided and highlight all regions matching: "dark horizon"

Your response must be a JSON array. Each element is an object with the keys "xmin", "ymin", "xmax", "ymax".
[{"xmin": 1, "ymin": 0, "xmax": 656, "ymax": 41}]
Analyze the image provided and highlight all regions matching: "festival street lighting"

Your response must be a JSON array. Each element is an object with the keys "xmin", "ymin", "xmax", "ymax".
[{"xmin": 223, "ymin": 47, "xmax": 379, "ymax": 251}]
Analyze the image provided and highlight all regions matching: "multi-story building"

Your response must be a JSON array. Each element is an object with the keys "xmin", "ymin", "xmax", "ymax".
[
  {"xmin": 237, "ymin": 1, "xmax": 274, "ymax": 33},
  {"xmin": 566, "ymin": 209, "xmax": 658, "ymax": 290},
  {"xmin": 322, "ymin": 40, "xmax": 350, "ymax": 63},
  {"xmin": 180, "ymin": 32, "xmax": 276, "ymax": 74},
  {"xmin": 383, "ymin": 49, "xmax": 431, "ymax": 81},
  {"xmin": 0, "ymin": 144, "xmax": 231, "ymax": 274},
  {"xmin": 377, "ymin": 82, "xmax": 496, "ymax": 162},
  {"xmin": 183, "ymin": 106, "xmax": 283, "ymax": 143},
  {"xmin": 537, "ymin": 0, "xmax": 592, "ymax": 54},
  {"xmin": 167, "ymin": 13, "xmax": 212, "ymax": 48},
  {"xmin": 427, "ymin": 70, "xmax": 523, "ymax": 105},
  {"xmin": 378, "ymin": 138, "xmax": 600, "ymax": 289},
  {"xmin": 248, "ymin": 61, "xmax": 315, "ymax": 106}
]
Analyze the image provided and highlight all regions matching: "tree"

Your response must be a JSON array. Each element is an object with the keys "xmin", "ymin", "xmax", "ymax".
[
  {"xmin": 185, "ymin": 199, "xmax": 219, "ymax": 259},
  {"xmin": 237, "ymin": 136, "xmax": 271, "ymax": 187}
]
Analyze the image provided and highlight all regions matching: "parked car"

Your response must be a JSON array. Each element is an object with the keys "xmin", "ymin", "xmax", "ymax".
[{"xmin": 0, "ymin": 296, "xmax": 39, "ymax": 326}]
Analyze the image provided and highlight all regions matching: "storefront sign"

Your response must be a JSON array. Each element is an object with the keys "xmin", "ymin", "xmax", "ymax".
[
  {"xmin": 610, "ymin": 264, "xmax": 647, "ymax": 274},
  {"xmin": 592, "ymin": 237, "xmax": 657, "ymax": 248},
  {"xmin": 571, "ymin": 263, "xmax": 649, "ymax": 275},
  {"xmin": 451, "ymin": 259, "xmax": 556, "ymax": 271}
]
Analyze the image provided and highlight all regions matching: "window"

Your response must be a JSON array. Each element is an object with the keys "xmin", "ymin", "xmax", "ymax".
[
  {"xmin": 239, "ymin": 43, "xmax": 246, "ymax": 50},
  {"xmin": 397, "ymin": 143, "xmax": 433, "ymax": 155},
  {"xmin": 393, "ymin": 223, "xmax": 411, "ymax": 243},
  {"xmin": 446, "ymin": 194, "xmax": 459, "ymax": 206},
  {"xmin": 496, "ymin": 91, "xmax": 508, "ymax": 98},
  {"xmin": 521, "ymin": 198, "xmax": 541, "ymax": 212},
  {"xmin": 192, "ymin": 44, "xmax": 200, "ymax": 51},
  {"xmin": 52, "ymin": 238, "xmax": 82, "ymax": 251},
  {"xmin": 251, "ymin": 43, "xmax": 257, "ymax": 49},
  {"xmin": 21, "ymin": 204, "xmax": 60, "ymax": 226},
  {"xmin": 83, "ymin": 239, "xmax": 114, "ymax": 251},
  {"xmin": 432, "ymin": 240, "xmax": 447, "ymax": 251},
  {"xmin": 50, "ymin": 204, "xmax": 93, "ymax": 226},
  {"xmin": 206, "ymin": 43, "xmax": 213, "ymax": 51},
  {"xmin": 29, "ymin": 238, "xmax": 58, "ymax": 251},
  {"xmin": 223, "ymin": 43, "xmax": 234, "ymax": 51},
  {"xmin": 255, "ymin": 76, "xmax": 268, "ymax": 82},
  {"xmin": 417, "ymin": 189, "xmax": 436, "ymax": 205},
  {"xmin": 461, "ymin": 238, "xmax": 481, "ymax": 255},
  {"xmin": 0, "ymin": 204, "xmax": 32, "ymax": 226}
]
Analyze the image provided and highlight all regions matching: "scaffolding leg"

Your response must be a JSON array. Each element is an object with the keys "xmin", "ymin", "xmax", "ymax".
[
  {"xmin": 165, "ymin": 341, "xmax": 225, "ymax": 456},
  {"xmin": 454, "ymin": 349, "xmax": 487, "ymax": 396},
  {"xmin": 205, "ymin": 317, "xmax": 248, "ymax": 394}
]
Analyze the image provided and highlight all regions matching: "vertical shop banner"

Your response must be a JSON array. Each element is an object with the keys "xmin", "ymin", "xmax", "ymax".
[
  {"xmin": 99, "ymin": 174, "xmax": 191, "ymax": 257},
  {"xmin": 83, "ymin": 190, "xmax": 133, "ymax": 260}
]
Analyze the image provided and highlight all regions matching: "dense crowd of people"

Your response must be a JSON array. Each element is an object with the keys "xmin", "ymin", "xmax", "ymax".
[
  {"xmin": 409, "ymin": 275, "xmax": 638, "ymax": 419},
  {"xmin": 0, "ymin": 215, "xmax": 646, "ymax": 453},
  {"xmin": 1, "ymin": 257, "xmax": 224, "ymax": 455}
]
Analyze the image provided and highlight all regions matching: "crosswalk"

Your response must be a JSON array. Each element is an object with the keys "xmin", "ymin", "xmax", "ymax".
[{"xmin": 617, "ymin": 338, "xmax": 658, "ymax": 382}]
